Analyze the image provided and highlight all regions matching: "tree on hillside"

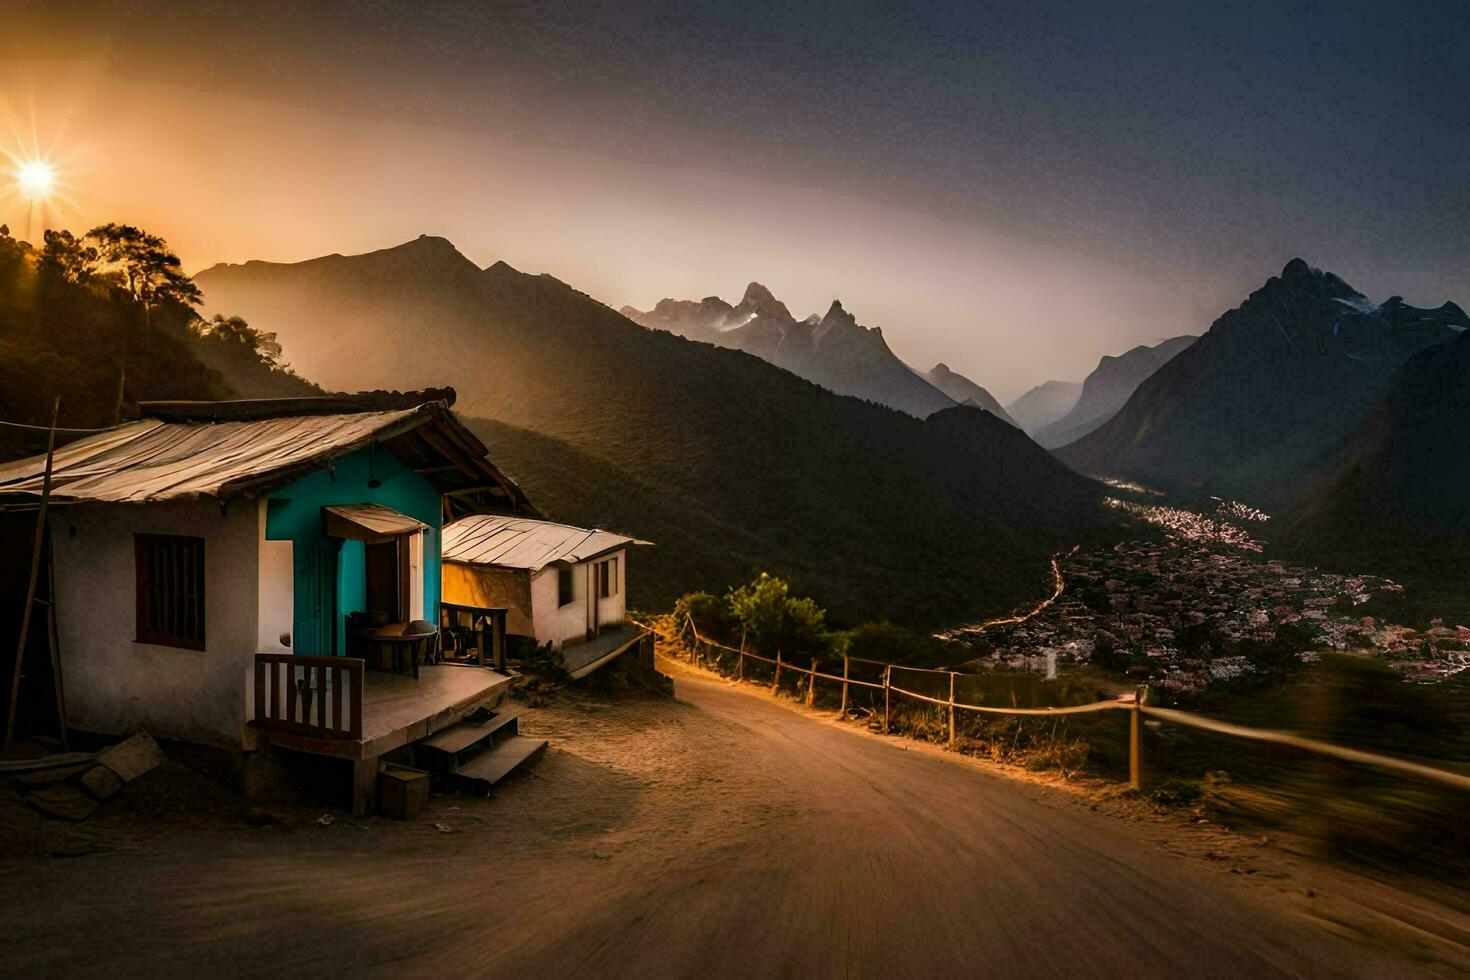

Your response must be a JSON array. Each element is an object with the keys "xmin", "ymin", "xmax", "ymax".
[
  {"xmin": 0, "ymin": 225, "xmax": 30, "ymax": 274},
  {"xmin": 39, "ymin": 230, "xmax": 98, "ymax": 284},
  {"xmin": 84, "ymin": 223, "xmax": 201, "ymax": 318},
  {"xmin": 200, "ymin": 313, "xmax": 285, "ymax": 368},
  {"xmin": 0, "ymin": 220, "xmax": 318, "ymax": 460}
]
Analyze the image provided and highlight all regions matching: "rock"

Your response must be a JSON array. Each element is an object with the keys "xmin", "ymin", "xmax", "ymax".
[
  {"xmin": 26, "ymin": 784, "xmax": 101, "ymax": 821},
  {"xmin": 96, "ymin": 733, "xmax": 165, "ymax": 783},
  {"xmin": 14, "ymin": 763, "xmax": 92, "ymax": 786},
  {"xmin": 80, "ymin": 765, "xmax": 124, "ymax": 801}
]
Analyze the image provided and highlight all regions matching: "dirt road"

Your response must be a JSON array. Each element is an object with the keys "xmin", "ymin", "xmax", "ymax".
[{"xmin": 0, "ymin": 659, "xmax": 1460, "ymax": 977}]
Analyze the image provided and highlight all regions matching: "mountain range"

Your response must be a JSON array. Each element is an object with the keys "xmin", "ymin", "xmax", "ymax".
[
  {"xmin": 197, "ymin": 237, "xmax": 1122, "ymax": 624},
  {"xmin": 622, "ymin": 283, "xmax": 1004, "ymax": 420},
  {"xmin": 1031, "ymin": 336, "xmax": 1196, "ymax": 449},
  {"xmin": 1005, "ymin": 380, "xmax": 1082, "ymax": 435},
  {"xmin": 1058, "ymin": 259, "xmax": 1468, "ymax": 511},
  {"xmin": 918, "ymin": 363, "xmax": 1019, "ymax": 427},
  {"xmin": 1281, "ymin": 331, "xmax": 1470, "ymax": 584}
]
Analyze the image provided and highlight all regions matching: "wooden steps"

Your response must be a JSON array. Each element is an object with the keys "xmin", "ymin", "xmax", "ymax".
[
  {"xmin": 411, "ymin": 703, "xmax": 545, "ymax": 793},
  {"xmin": 445, "ymin": 736, "xmax": 548, "ymax": 796},
  {"xmin": 416, "ymin": 706, "xmax": 522, "ymax": 765}
]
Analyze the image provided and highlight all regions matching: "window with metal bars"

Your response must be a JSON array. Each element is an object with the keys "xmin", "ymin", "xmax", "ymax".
[{"xmin": 135, "ymin": 534, "xmax": 206, "ymax": 650}]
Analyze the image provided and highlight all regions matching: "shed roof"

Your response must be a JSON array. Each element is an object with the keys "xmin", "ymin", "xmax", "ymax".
[
  {"xmin": 442, "ymin": 514, "xmax": 650, "ymax": 572},
  {"xmin": 0, "ymin": 397, "xmax": 536, "ymax": 518}
]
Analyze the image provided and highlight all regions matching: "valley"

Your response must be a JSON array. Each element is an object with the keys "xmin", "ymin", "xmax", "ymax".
[{"xmin": 948, "ymin": 488, "xmax": 1470, "ymax": 694}]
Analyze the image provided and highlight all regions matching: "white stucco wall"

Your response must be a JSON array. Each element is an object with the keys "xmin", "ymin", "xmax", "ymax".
[
  {"xmin": 531, "ymin": 565, "xmax": 584, "ymax": 649},
  {"xmin": 257, "ymin": 499, "xmax": 294, "ymax": 653},
  {"xmin": 51, "ymin": 499, "xmax": 261, "ymax": 749},
  {"xmin": 527, "ymin": 550, "xmax": 627, "ymax": 650}
]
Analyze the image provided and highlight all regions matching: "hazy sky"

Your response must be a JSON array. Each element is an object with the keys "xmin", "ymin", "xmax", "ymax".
[{"xmin": 3, "ymin": 1, "xmax": 1467, "ymax": 400}]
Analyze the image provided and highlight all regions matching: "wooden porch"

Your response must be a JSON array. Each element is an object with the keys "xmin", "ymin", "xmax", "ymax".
[
  {"xmin": 562, "ymin": 624, "xmax": 648, "ymax": 680},
  {"xmin": 250, "ymin": 655, "xmax": 512, "ymax": 813}
]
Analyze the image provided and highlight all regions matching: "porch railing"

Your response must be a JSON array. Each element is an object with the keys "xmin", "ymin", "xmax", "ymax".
[{"xmin": 252, "ymin": 654, "xmax": 363, "ymax": 740}]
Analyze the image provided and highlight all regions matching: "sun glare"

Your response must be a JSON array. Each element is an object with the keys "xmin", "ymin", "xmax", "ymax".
[{"xmin": 17, "ymin": 159, "xmax": 54, "ymax": 198}]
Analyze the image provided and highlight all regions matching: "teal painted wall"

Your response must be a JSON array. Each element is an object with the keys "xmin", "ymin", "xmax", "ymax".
[{"xmin": 265, "ymin": 445, "xmax": 442, "ymax": 655}]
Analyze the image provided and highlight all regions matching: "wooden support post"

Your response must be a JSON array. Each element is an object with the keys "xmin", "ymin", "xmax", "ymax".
[
  {"xmin": 840, "ymin": 655, "xmax": 850, "ymax": 716},
  {"xmin": 883, "ymin": 666, "xmax": 892, "ymax": 733},
  {"xmin": 4, "ymin": 399, "xmax": 59, "ymax": 754},
  {"xmin": 1129, "ymin": 686, "xmax": 1145, "ymax": 792},
  {"xmin": 948, "ymin": 672, "xmax": 957, "ymax": 748},
  {"xmin": 773, "ymin": 650, "xmax": 782, "ymax": 693},
  {"xmin": 44, "ymin": 535, "xmax": 68, "ymax": 751},
  {"xmin": 737, "ymin": 634, "xmax": 745, "ymax": 682},
  {"xmin": 807, "ymin": 659, "xmax": 817, "ymax": 706},
  {"xmin": 351, "ymin": 758, "xmax": 377, "ymax": 817},
  {"xmin": 492, "ymin": 611, "xmax": 506, "ymax": 671}
]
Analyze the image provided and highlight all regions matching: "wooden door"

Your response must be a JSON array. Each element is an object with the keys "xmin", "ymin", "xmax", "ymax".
[
  {"xmin": 296, "ymin": 546, "xmax": 337, "ymax": 655},
  {"xmin": 365, "ymin": 539, "xmax": 401, "ymax": 623}
]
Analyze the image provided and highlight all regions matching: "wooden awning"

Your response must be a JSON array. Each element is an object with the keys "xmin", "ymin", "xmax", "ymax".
[{"xmin": 323, "ymin": 503, "xmax": 427, "ymax": 543}]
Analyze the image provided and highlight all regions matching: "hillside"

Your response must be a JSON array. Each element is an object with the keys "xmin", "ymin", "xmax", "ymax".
[
  {"xmin": 198, "ymin": 237, "xmax": 1123, "ymax": 623},
  {"xmin": 1279, "ymin": 332, "xmax": 1470, "ymax": 584},
  {"xmin": 1034, "ymin": 335, "xmax": 1195, "ymax": 449},
  {"xmin": 0, "ymin": 227, "xmax": 316, "ymax": 459},
  {"xmin": 1006, "ymin": 380, "xmax": 1082, "ymax": 435},
  {"xmin": 1058, "ymin": 259, "xmax": 1467, "ymax": 510},
  {"xmin": 920, "ymin": 363, "xmax": 1018, "ymax": 428},
  {"xmin": 623, "ymin": 283, "xmax": 955, "ymax": 418}
]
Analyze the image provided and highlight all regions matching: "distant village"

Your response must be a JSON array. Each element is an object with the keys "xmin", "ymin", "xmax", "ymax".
[{"xmin": 958, "ymin": 496, "xmax": 1470, "ymax": 690}]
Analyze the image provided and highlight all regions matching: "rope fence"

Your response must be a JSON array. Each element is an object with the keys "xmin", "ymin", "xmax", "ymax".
[{"xmin": 637, "ymin": 613, "xmax": 1470, "ymax": 796}]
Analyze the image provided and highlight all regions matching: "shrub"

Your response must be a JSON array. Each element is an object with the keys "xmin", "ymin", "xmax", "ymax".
[
  {"xmin": 726, "ymin": 573, "xmax": 830, "ymax": 658},
  {"xmin": 674, "ymin": 573, "xmax": 835, "ymax": 659},
  {"xmin": 842, "ymin": 621, "xmax": 950, "ymax": 666},
  {"xmin": 673, "ymin": 591, "xmax": 734, "ymax": 647}
]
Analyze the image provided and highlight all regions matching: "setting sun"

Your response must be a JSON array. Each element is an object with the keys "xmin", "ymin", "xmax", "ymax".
[{"xmin": 16, "ymin": 159, "xmax": 54, "ymax": 198}]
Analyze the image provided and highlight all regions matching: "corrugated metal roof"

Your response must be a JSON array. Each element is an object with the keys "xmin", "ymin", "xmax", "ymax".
[
  {"xmin": 0, "ymin": 407, "xmax": 424, "ymax": 504},
  {"xmin": 442, "ymin": 514, "xmax": 650, "ymax": 572}
]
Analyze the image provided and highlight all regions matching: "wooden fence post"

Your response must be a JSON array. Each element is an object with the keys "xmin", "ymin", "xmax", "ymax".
[
  {"xmin": 1129, "ymin": 685, "xmax": 1145, "ymax": 791},
  {"xmin": 840, "ymin": 655, "xmax": 850, "ymax": 716},
  {"xmin": 883, "ymin": 666, "xmax": 892, "ymax": 733},
  {"xmin": 773, "ymin": 650, "xmax": 782, "ymax": 693},
  {"xmin": 948, "ymin": 672, "xmax": 957, "ymax": 748},
  {"xmin": 807, "ymin": 659, "xmax": 817, "ymax": 706},
  {"xmin": 738, "ymin": 629, "xmax": 746, "ymax": 682}
]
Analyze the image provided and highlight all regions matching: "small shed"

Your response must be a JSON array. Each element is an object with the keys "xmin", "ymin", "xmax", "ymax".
[{"xmin": 441, "ymin": 514, "xmax": 651, "ymax": 677}]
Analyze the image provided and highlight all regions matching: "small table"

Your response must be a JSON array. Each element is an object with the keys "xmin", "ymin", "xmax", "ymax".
[{"xmin": 356, "ymin": 624, "xmax": 437, "ymax": 679}]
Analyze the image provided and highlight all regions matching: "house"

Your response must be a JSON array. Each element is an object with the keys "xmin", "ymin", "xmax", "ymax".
[
  {"xmin": 441, "ymin": 514, "xmax": 651, "ymax": 679},
  {"xmin": 0, "ymin": 390, "xmax": 544, "ymax": 813}
]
